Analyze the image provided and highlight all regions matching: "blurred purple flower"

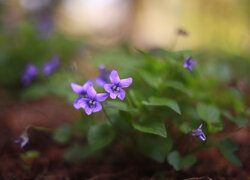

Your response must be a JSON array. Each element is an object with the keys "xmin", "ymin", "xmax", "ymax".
[
  {"xmin": 21, "ymin": 63, "xmax": 39, "ymax": 86},
  {"xmin": 14, "ymin": 132, "xmax": 29, "ymax": 148},
  {"xmin": 191, "ymin": 124, "xmax": 206, "ymax": 141},
  {"xmin": 36, "ymin": 14, "xmax": 53, "ymax": 38},
  {"xmin": 104, "ymin": 70, "xmax": 132, "ymax": 100},
  {"xmin": 95, "ymin": 65, "xmax": 110, "ymax": 87},
  {"xmin": 71, "ymin": 80, "xmax": 93, "ymax": 109},
  {"xmin": 77, "ymin": 86, "xmax": 108, "ymax": 115},
  {"xmin": 43, "ymin": 55, "xmax": 60, "ymax": 77},
  {"xmin": 183, "ymin": 56, "xmax": 197, "ymax": 72}
]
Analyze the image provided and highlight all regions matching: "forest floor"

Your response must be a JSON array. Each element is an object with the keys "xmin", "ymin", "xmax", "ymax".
[{"xmin": 0, "ymin": 97, "xmax": 249, "ymax": 180}]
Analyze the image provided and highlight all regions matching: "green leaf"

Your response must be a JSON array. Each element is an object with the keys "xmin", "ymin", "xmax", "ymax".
[
  {"xmin": 143, "ymin": 97, "xmax": 181, "ymax": 114},
  {"xmin": 167, "ymin": 151, "xmax": 196, "ymax": 170},
  {"xmin": 227, "ymin": 88, "xmax": 244, "ymax": 113},
  {"xmin": 72, "ymin": 118, "xmax": 94, "ymax": 137},
  {"xmin": 53, "ymin": 124, "xmax": 71, "ymax": 144},
  {"xmin": 87, "ymin": 124, "xmax": 115, "ymax": 151},
  {"xmin": 164, "ymin": 81, "xmax": 193, "ymax": 97},
  {"xmin": 179, "ymin": 122, "xmax": 191, "ymax": 133},
  {"xmin": 138, "ymin": 70, "xmax": 162, "ymax": 88},
  {"xmin": 132, "ymin": 116, "xmax": 167, "ymax": 138},
  {"xmin": 222, "ymin": 111, "xmax": 249, "ymax": 128},
  {"xmin": 20, "ymin": 150, "xmax": 40, "ymax": 161},
  {"xmin": 222, "ymin": 110, "xmax": 233, "ymax": 121},
  {"xmin": 104, "ymin": 101, "xmax": 138, "ymax": 113},
  {"xmin": 128, "ymin": 90, "xmax": 144, "ymax": 107},
  {"xmin": 207, "ymin": 122, "xmax": 224, "ymax": 133},
  {"xmin": 232, "ymin": 117, "xmax": 249, "ymax": 128},
  {"xmin": 172, "ymin": 118, "xmax": 191, "ymax": 133},
  {"xmin": 136, "ymin": 48, "xmax": 157, "ymax": 65},
  {"xmin": 244, "ymin": 108, "xmax": 250, "ymax": 116},
  {"xmin": 63, "ymin": 143, "xmax": 92, "ymax": 163},
  {"xmin": 138, "ymin": 135, "xmax": 173, "ymax": 163},
  {"xmin": 219, "ymin": 139, "xmax": 242, "ymax": 166},
  {"xmin": 197, "ymin": 103, "xmax": 220, "ymax": 123}
]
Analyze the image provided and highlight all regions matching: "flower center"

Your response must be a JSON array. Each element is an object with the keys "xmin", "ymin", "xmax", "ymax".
[
  {"xmin": 187, "ymin": 59, "xmax": 193, "ymax": 66},
  {"xmin": 88, "ymin": 99, "xmax": 96, "ymax": 108},
  {"xmin": 112, "ymin": 85, "xmax": 120, "ymax": 92},
  {"xmin": 81, "ymin": 93, "xmax": 88, "ymax": 98}
]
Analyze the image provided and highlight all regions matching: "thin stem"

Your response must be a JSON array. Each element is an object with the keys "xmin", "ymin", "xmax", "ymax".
[
  {"xmin": 101, "ymin": 103, "xmax": 136, "ymax": 150},
  {"xmin": 126, "ymin": 92, "xmax": 134, "ymax": 107},
  {"xmin": 102, "ymin": 103, "xmax": 114, "ymax": 126},
  {"xmin": 189, "ymin": 143, "xmax": 209, "ymax": 154},
  {"xmin": 28, "ymin": 125, "xmax": 53, "ymax": 133},
  {"xmin": 220, "ymin": 127, "xmax": 243, "ymax": 140}
]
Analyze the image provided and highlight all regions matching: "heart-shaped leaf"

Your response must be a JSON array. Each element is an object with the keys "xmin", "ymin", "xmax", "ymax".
[
  {"xmin": 219, "ymin": 139, "xmax": 242, "ymax": 166},
  {"xmin": 138, "ymin": 135, "xmax": 173, "ymax": 163},
  {"xmin": 132, "ymin": 116, "xmax": 167, "ymax": 138},
  {"xmin": 143, "ymin": 97, "xmax": 181, "ymax": 114},
  {"xmin": 167, "ymin": 151, "xmax": 196, "ymax": 170},
  {"xmin": 87, "ymin": 124, "xmax": 115, "ymax": 151},
  {"xmin": 197, "ymin": 103, "xmax": 220, "ymax": 123}
]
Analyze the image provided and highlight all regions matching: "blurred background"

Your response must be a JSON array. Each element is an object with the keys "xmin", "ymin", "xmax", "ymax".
[
  {"xmin": 0, "ymin": 0, "xmax": 249, "ymax": 99},
  {"xmin": 1, "ymin": 0, "xmax": 249, "ymax": 51}
]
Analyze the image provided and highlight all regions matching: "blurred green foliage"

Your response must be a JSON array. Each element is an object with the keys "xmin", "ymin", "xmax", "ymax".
[{"xmin": 0, "ymin": 21, "xmax": 80, "ymax": 97}]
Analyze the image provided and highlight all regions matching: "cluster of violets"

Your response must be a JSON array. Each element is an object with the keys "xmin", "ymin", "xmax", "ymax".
[
  {"xmin": 15, "ymin": 58, "xmax": 203, "ymax": 148},
  {"xmin": 70, "ymin": 64, "xmax": 205, "ymax": 141},
  {"xmin": 21, "ymin": 55, "xmax": 60, "ymax": 86},
  {"xmin": 71, "ymin": 66, "xmax": 133, "ymax": 115}
]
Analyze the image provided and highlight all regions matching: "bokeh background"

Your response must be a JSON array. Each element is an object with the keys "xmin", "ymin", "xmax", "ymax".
[
  {"xmin": 2, "ymin": 0, "xmax": 250, "ymax": 52},
  {"xmin": 1, "ymin": 0, "xmax": 249, "ymax": 85}
]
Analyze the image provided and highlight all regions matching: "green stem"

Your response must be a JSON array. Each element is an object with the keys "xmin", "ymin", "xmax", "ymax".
[
  {"xmin": 28, "ymin": 125, "xmax": 53, "ymax": 133},
  {"xmin": 126, "ymin": 92, "xmax": 134, "ymax": 107},
  {"xmin": 102, "ymin": 103, "xmax": 114, "ymax": 126},
  {"xmin": 220, "ymin": 127, "xmax": 243, "ymax": 140},
  {"xmin": 189, "ymin": 143, "xmax": 209, "ymax": 154},
  {"xmin": 101, "ymin": 103, "xmax": 136, "ymax": 150}
]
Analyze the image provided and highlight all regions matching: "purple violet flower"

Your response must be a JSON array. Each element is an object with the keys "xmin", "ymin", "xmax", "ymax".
[
  {"xmin": 78, "ymin": 86, "xmax": 109, "ymax": 115},
  {"xmin": 104, "ymin": 70, "xmax": 133, "ymax": 100},
  {"xmin": 95, "ymin": 65, "xmax": 110, "ymax": 87},
  {"xmin": 43, "ymin": 55, "xmax": 60, "ymax": 77},
  {"xmin": 71, "ymin": 80, "xmax": 93, "ymax": 109},
  {"xmin": 191, "ymin": 124, "xmax": 206, "ymax": 141},
  {"xmin": 21, "ymin": 63, "xmax": 39, "ymax": 86},
  {"xmin": 183, "ymin": 56, "xmax": 197, "ymax": 72},
  {"xmin": 14, "ymin": 132, "xmax": 29, "ymax": 148}
]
